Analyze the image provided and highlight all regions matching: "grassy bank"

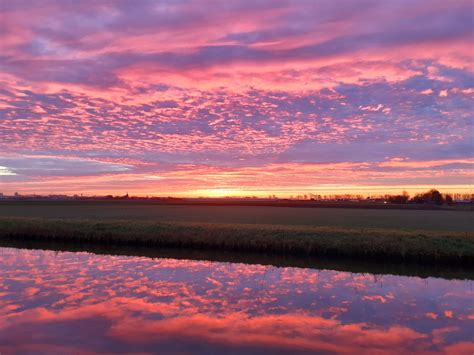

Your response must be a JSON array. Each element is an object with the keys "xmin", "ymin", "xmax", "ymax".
[
  {"xmin": 0, "ymin": 217, "xmax": 473, "ymax": 265},
  {"xmin": 2, "ymin": 240, "xmax": 472, "ymax": 280}
]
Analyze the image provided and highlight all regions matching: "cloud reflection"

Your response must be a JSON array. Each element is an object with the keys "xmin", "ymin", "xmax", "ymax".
[{"xmin": 0, "ymin": 248, "xmax": 473, "ymax": 354}]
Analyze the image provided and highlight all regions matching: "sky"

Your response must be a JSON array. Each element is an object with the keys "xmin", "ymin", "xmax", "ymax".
[{"xmin": 0, "ymin": 0, "xmax": 473, "ymax": 197}]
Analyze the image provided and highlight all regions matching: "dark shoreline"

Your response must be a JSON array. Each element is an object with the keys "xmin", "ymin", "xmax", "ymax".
[
  {"xmin": 1, "ymin": 217, "xmax": 473, "ymax": 267},
  {"xmin": 1, "ymin": 239, "xmax": 472, "ymax": 280}
]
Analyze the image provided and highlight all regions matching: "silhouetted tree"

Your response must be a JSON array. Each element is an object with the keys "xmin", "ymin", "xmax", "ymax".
[
  {"xmin": 445, "ymin": 194, "xmax": 453, "ymax": 205},
  {"xmin": 412, "ymin": 189, "xmax": 444, "ymax": 205}
]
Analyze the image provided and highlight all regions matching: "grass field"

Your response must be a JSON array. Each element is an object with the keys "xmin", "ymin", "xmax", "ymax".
[
  {"xmin": 0, "ymin": 201, "xmax": 472, "ymax": 231},
  {"xmin": 0, "ymin": 202, "xmax": 472, "ymax": 265},
  {"xmin": 1, "ymin": 217, "xmax": 473, "ymax": 265}
]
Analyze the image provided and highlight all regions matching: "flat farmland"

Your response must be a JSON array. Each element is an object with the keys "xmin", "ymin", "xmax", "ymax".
[{"xmin": 0, "ymin": 201, "xmax": 472, "ymax": 232}]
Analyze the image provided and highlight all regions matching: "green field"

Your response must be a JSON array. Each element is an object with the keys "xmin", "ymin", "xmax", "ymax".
[
  {"xmin": 0, "ymin": 202, "xmax": 472, "ymax": 265},
  {"xmin": 0, "ymin": 201, "xmax": 472, "ymax": 231},
  {"xmin": 0, "ymin": 217, "xmax": 473, "ymax": 265}
]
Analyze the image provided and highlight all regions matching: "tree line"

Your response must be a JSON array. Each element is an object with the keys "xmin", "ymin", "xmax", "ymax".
[{"xmin": 388, "ymin": 189, "xmax": 462, "ymax": 205}]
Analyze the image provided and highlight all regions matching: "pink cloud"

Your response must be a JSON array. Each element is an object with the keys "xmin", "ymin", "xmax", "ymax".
[{"xmin": 0, "ymin": 0, "xmax": 472, "ymax": 195}]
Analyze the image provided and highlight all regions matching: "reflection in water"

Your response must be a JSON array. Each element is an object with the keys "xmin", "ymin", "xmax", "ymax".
[{"xmin": 0, "ymin": 247, "xmax": 473, "ymax": 354}]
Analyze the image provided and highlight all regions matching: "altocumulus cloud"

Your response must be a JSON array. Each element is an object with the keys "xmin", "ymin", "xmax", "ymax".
[{"xmin": 0, "ymin": 0, "xmax": 472, "ymax": 195}]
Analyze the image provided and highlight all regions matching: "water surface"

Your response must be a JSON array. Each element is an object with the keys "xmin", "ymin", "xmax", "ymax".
[{"xmin": 0, "ymin": 247, "xmax": 472, "ymax": 354}]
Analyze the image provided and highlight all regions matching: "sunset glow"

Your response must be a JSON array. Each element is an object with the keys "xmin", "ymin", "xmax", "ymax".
[{"xmin": 1, "ymin": 1, "xmax": 473, "ymax": 197}]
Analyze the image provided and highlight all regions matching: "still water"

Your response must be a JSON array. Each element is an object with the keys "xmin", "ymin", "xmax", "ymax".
[{"xmin": 0, "ymin": 247, "xmax": 472, "ymax": 354}]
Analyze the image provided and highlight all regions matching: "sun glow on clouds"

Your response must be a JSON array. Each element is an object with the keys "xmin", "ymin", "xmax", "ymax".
[
  {"xmin": 0, "ymin": 166, "xmax": 16, "ymax": 176},
  {"xmin": 0, "ymin": 0, "xmax": 473, "ymax": 196}
]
